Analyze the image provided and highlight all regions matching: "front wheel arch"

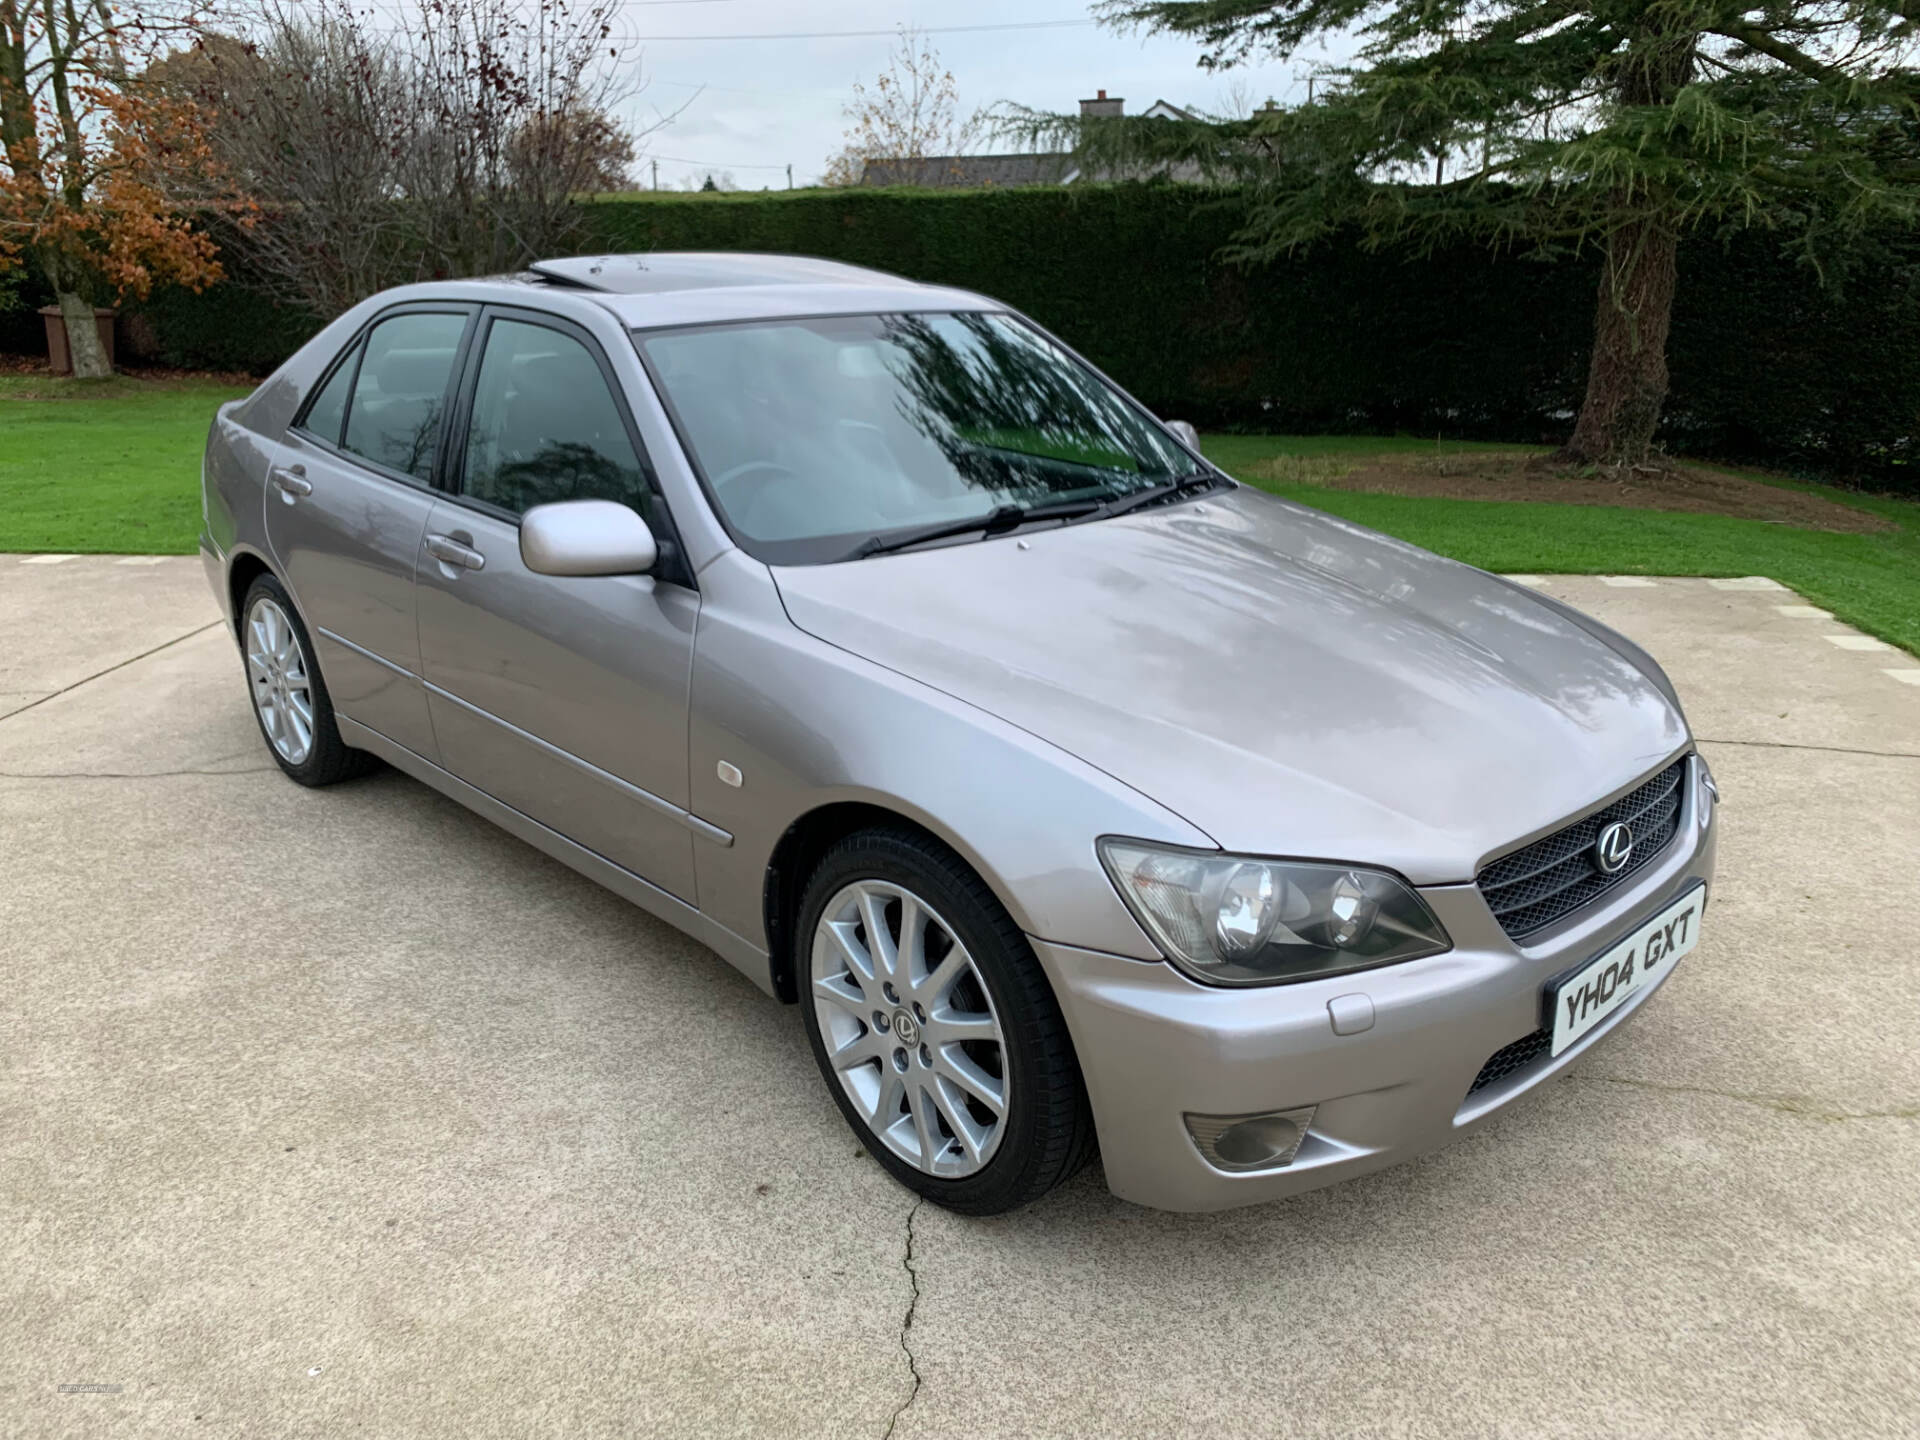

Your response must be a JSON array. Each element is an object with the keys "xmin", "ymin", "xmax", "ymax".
[{"xmin": 764, "ymin": 800, "xmax": 1028, "ymax": 1005}]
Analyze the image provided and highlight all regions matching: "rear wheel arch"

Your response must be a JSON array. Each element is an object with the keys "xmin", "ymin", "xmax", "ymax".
[
  {"xmin": 227, "ymin": 549, "xmax": 323, "ymax": 653},
  {"xmin": 225, "ymin": 549, "xmax": 276, "ymax": 640}
]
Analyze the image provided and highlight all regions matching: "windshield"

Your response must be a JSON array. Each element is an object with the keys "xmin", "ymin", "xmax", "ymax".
[{"xmin": 634, "ymin": 311, "xmax": 1202, "ymax": 564}]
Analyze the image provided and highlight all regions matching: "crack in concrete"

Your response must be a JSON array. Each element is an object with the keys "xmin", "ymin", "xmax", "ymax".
[
  {"xmin": 882, "ymin": 1198, "xmax": 925, "ymax": 1440},
  {"xmin": 1579, "ymin": 1073, "xmax": 1918, "ymax": 1122},
  {"xmin": 0, "ymin": 620, "xmax": 223, "ymax": 724},
  {"xmin": 1694, "ymin": 736, "xmax": 1920, "ymax": 761}
]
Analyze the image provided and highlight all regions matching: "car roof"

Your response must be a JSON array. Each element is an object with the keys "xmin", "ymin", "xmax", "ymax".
[
  {"xmin": 529, "ymin": 252, "xmax": 918, "ymax": 294},
  {"xmin": 523, "ymin": 252, "xmax": 1001, "ymax": 328}
]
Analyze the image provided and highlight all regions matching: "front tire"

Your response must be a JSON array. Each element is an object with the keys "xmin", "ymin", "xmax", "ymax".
[
  {"xmin": 239, "ymin": 574, "xmax": 375, "ymax": 787},
  {"xmin": 798, "ymin": 827, "xmax": 1095, "ymax": 1215}
]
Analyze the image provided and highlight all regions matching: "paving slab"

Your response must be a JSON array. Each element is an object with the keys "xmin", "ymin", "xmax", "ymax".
[
  {"xmin": 0, "ymin": 760, "xmax": 910, "ymax": 1439},
  {"xmin": 1520, "ymin": 574, "xmax": 1918, "ymax": 757},
  {"xmin": 2, "ymin": 568, "xmax": 1915, "ymax": 1438},
  {"xmin": 0, "ymin": 555, "xmax": 219, "ymax": 720}
]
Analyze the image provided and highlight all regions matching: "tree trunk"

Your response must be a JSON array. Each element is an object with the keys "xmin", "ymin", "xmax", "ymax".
[
  {"xmin": 1560, "ymin": 216, "xmax": 1678, "ymax": 468},
  {"xmin": 55, "ymin": 289, "xmax": 112, "ymax": 379},
  {"xmin": 1560, "ymin": 18, "xmax": 1696, "ymax": 471}
]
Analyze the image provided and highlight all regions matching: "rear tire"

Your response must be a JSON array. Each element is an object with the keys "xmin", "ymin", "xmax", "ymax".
[
  {"xmin": 797, "ymin": 826, "xmax": 1095, "ymax": 1215},
  {"xmin": 239, "ymin": 574, "xmax": 376, "ymax": 788}
]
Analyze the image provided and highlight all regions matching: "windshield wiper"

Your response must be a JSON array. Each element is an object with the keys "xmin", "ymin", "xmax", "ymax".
[
  {"xmin": 847, "ymin": 475, "xmax": 1218, "ymax": 561},
  {"xmin": 1092, "ymin": 471, "xmax": 1221, "ymax": 520},
  {"xmin": 851, "ymin": 499, "xmax": 1105, "ymax": 560}
]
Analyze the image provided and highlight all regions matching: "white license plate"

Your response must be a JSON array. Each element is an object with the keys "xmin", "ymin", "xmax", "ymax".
[{"xmin": 1548, "ymin": 886, "xmax": 1704, "ymax": 1056}]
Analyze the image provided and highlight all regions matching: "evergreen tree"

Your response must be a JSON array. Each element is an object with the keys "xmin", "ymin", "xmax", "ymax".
[{"xmin": 1057, "ymin": 0, "xmax": 1919, "ymax": 465}]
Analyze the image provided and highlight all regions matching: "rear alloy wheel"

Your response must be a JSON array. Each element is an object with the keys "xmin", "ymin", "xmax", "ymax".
[
  {"xmin": 246, "ymin": 595, "xmax": 315, "ymax": 766},
  {"xmin": 240, "ymin": 574, "xmax": 376, "ymax": 787},
  {"xmin": 798, "ymin": 828, "xmax": 1094, "ymax": 1214}
]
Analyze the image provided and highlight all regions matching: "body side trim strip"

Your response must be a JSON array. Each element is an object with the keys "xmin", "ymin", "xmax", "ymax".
[
  {"xmin": 319, "ymin": 627, "xmax": 734, "ymax": 846},
  {"xmin": 317, "ymin": 625, "xmax": 416, "ymax": 679},
  {"xmin": 338, "ymin": 714, "xmax": 769, "ymax": 990},
  {"xmin": 422, "ymin": 679, "xmax": 733, "ymax": 846}
]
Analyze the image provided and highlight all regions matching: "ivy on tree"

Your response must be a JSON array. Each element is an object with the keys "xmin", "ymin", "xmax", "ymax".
[{"xmin": 1037, "ymin": 0, "xmax": 1920, "ymax": 467}]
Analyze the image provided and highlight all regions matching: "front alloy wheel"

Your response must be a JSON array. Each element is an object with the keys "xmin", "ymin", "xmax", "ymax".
[
  {"xmin": 811, "ymin": 879, "xmax": 1010, "ymax": 1177},
  {"xmin": 797, "ymin": 827, "xmax": 1095, "ymax": 1215}
]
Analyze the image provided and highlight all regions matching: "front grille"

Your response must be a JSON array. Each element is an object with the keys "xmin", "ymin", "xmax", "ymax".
[
  {"xmin": 1468, "ymin": 1028, "xmax": 1551, "ymax": 1095},
  {"xmin": 1476, "ymin": 758, "xmax": 1688, "ymax": 941}
]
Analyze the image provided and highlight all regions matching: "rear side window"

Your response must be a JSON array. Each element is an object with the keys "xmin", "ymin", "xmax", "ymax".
[
  {"xmin": 340, "ymin": 312, "xmax": 468, "ymax": 481},
  {"xmin": 460, "ymin": 318, "xmax": 659, "ymax": 525},
  {"xmin": 301, "ymin": 346, "xmax": 357, "ymax": 444}
]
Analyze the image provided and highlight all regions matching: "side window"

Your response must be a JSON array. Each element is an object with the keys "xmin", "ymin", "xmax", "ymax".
[
  {"xmin": 461, "ymin": 318, "xmax": 658, "ymax": 525},
  {"xmin": 340, "ymin": 312, "xmax": 468, "ymax": 481},
  {"xmin": 300, "ymin": 342, "xmax": 358, "ymax": 445}
]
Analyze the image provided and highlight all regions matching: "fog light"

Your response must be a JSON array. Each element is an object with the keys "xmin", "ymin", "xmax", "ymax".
[{"xmin": 1184, "ymin": 1106, "xmax": 1317, "ymax": 1173}]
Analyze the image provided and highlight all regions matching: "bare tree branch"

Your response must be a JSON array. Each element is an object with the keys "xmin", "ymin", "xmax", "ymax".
[
  {"xmin": 823, "ymin": 27, "xmax": 984, "ymax": 187},
  {"xmin": 166, "ymin": 0, "xmax": 683, "ymax": 317}
]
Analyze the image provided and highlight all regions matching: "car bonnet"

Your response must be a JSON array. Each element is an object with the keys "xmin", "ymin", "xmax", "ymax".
[{"xmin": 769, "ymin": 487, "xmax": 1689, "ymax": 885}]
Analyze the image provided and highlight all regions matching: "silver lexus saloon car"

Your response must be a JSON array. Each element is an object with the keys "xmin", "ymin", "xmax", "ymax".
[{"xmin": 200, "ymin": 252, "xmax": 1718, "ymax": 1214}]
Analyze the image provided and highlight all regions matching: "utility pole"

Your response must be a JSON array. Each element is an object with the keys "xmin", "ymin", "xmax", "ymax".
[
  {"xmin": 786, "ymin": 163, "xmax": 792, "ymax": 190},
  {"xmin": 652, "ymin": 158, "xmax": 659, "ymax": 191}
]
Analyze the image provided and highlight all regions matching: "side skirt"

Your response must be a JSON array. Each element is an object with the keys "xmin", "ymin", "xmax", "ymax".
[{"xmin": 337, "ymin": 715, "xmax": 776, "ymax": 997}]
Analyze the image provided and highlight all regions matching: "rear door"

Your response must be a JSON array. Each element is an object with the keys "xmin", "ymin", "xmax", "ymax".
[
  {"xmin": 413, "ymin": 306, "xmax": 700, "ymax": 901},
  {"xmin": 267, "ymin": 304, "xmax": 476, "ymax": 757}
]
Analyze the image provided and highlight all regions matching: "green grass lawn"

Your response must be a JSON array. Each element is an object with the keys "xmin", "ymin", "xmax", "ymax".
[
  {"xmin": 2, "ymin": 379, "xmax": 1914, "ymax": 657},
  {"xmin": 0, "ymin": 375, "xmax": 250, "ymax": 554},
  {"xmin": 1206, "ymin": 433, "xmax": 1543, "ymax": 461},
  {"xmin": 1204, "ymin": 434, "xmax": 1920, "ymax": 658}
]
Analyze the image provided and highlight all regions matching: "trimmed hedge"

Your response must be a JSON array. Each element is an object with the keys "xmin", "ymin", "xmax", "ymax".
[
  {"xmin": 8, "ymin": 184, "xmax": 1917, "ymax": 487},
  {"xmin": 586, "ymin": 188, "xmax": 1596, "ymax": 444},
  {"xmin": 0, "ymin": 261, "xmax": 311, "ymax": 375},
  {"xmin": 120, "ymin": 277, "xmax": 314, "ymax": 375}
]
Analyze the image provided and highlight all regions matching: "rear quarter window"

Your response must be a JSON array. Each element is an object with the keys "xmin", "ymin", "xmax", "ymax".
[{"xmin": 299, "ymin": 345, "xmax": 357, "ymax": 445}]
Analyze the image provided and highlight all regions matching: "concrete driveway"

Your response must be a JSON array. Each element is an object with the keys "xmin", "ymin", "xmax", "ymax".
[{"xmin": 3, "ymin": 556, "xmax": 1917, "ymax": 1439}]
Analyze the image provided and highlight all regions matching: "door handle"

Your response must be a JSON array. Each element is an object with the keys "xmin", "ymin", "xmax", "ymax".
[
  {"xmin": 424, "ymin": 533, "xmax": 486, "ymax": 572},
  {"xmin": 269, "ymin": 464, "xmax": 312, "ymax": 498}
]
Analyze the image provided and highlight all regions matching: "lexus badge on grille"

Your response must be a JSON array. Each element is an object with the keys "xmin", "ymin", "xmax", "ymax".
[{"xmin": 1593, "ymin": 821, "xmax": 1635, "ymax": 874}]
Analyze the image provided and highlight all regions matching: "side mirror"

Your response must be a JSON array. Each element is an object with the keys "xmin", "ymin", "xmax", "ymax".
[
  {"xmin": 520, "ymin": 499, "xmax": 658, "ymax": 577},
  {"xmin": 1164, "ymin": 419, "xmax": 1200, "ymax": 451}
]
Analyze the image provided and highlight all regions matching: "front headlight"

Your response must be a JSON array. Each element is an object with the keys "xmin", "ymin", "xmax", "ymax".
[{"xmin": 1097, "ymin": 839, "xmax": 1452, "ymax": 987}]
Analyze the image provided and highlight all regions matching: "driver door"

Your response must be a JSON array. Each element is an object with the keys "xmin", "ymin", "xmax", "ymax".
[{"xmin": 413, "ymin": 307, "xmax": 701, "ymax": 901}]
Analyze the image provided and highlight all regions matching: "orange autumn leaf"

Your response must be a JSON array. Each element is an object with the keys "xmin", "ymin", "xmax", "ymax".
[{"xmin": 1, "ymin": 5, "xmax": 247, "ymax": 303}]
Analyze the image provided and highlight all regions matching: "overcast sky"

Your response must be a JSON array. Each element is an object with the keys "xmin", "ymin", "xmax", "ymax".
[{"xmin": 606, "ymin": 1, "xmax": 1342, "ymax": 188}]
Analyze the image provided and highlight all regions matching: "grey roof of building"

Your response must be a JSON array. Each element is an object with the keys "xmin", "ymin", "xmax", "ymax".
[{"xmin": 856, "ymin": 154, "xmax": 1078, "ymax": 189}]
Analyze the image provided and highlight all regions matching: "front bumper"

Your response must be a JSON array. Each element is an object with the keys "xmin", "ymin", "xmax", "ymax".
[{"xmin": 1034, "ymin": 753, "xmax": 1719, "ymax": 1212}]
